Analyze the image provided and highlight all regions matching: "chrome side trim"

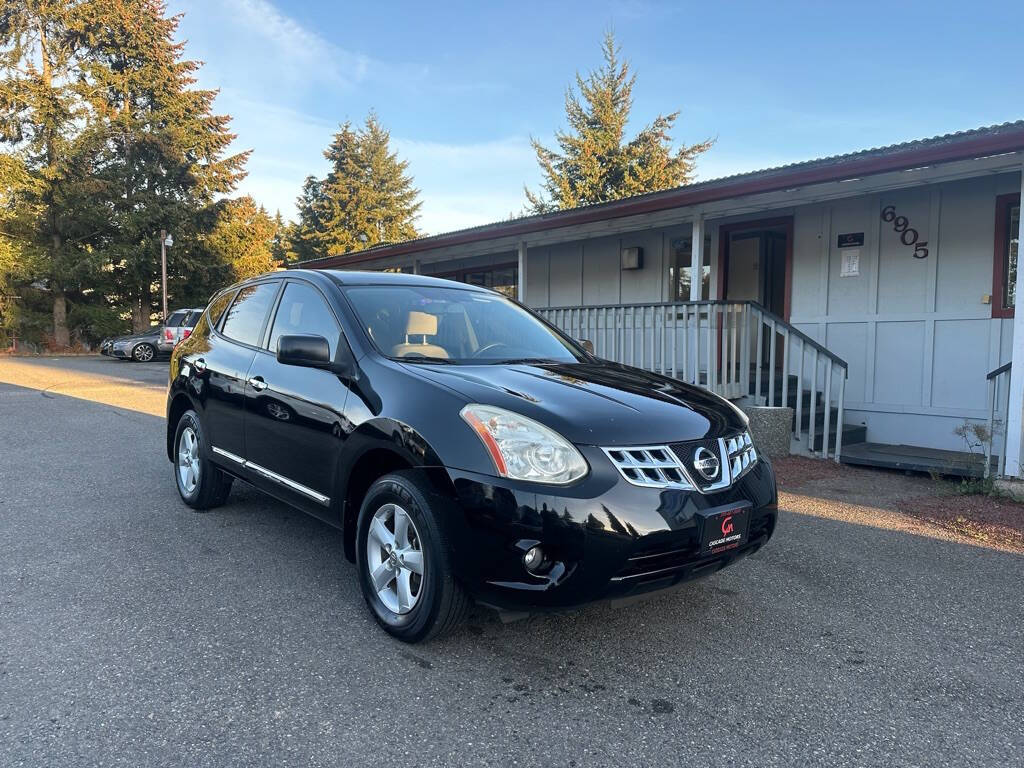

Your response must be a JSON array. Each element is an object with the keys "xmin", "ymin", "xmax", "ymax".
[
  {"xmin": 210, "ymin": 445, "xmax": 330, "ymax": 506},
  {"xmin": 212, "ymin": 446, "xmax": 245, "ymax": 464}
]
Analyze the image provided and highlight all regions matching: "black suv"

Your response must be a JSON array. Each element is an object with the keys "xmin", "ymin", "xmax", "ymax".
[{"xmin": 167, "ymin": 270, "xmax": 777, "ymax": 642}]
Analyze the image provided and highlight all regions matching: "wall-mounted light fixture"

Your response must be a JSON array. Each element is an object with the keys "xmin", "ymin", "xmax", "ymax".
[{"xmin": 621, "ymin": 246, "xmax": 643, "ymax": 270}]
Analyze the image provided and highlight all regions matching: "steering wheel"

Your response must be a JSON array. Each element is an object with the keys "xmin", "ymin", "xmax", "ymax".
[{"xmin": 472, "ymin": 342, "xmax": 511, "ymax": 359}]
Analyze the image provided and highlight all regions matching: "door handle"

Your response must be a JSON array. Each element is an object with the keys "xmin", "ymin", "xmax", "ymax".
[
  {"xmin": 248, "ymin": 376, "xmax": 268, "ymax": 392},
  {"xmin": 192, "ymin": 357, "xmax": 207, "ymax": 373}
]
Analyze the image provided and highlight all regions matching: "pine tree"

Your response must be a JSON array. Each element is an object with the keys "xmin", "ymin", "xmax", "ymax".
[
  {"xmin": 204, "ymin": 196, "xmax": 280, "ymax": 282},
  {"xmin": 294, "ymin": 113, "xmax": 421, "ymax": 257},
  {"xmin": 81, "ymin": 0, "xmax": 249, "ymax": 329},
  {"xmin": 0, "ymin": 0, "xmax": 111, "ymax": 346},
  {"xmin": 269, "ymin": 211, "xmax": 291, "ymax": 264},
  {"xmin": 526, "ymin": 31, "xmax": 713, "ymax": 213},
  {"xmin": 291, "ymin": 175, "xmax": 325, "ymax": 262}
]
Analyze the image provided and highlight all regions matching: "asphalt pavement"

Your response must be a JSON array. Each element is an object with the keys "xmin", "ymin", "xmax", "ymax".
[{"xmin": 1, "ymin": 356, "xmax": 1021, "ymax": 767}]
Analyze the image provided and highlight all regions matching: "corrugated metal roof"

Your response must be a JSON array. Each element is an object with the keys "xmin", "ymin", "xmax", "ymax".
[{"xmin": 295, "ymin": 120, "xmax": 1024, "ymax": 268}]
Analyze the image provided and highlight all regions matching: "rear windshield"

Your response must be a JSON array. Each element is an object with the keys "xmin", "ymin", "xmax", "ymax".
[
  {"xmin": 343, "ymin": 284, "xmax": 583, "ymax": 365},
  {"xmin": 165, "ymin": 311, "xmax": 186, "ymax": 327}
]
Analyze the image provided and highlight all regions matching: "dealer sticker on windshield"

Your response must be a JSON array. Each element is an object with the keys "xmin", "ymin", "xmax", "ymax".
[{"xmin": 698, "ymin": 504, "xmax": 751, "ymax": 556}]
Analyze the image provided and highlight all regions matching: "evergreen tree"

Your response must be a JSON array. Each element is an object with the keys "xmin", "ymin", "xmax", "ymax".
[
  {"xmin": 0, "ymin": 0, "xmax": 111, "ymax": 346},
  {"xmin": 294, "ymin": 113, "xmax": 421, "ymax": 257},
  {"xmin": 525, "ymin": 31, "xmax": 713, "ymax": 213},
  {"xmin": 291, "ymin": 175, "xmax": 325, "ymax": 262},
  {"xmin": 81, "ymin": 0, "xmax": 249, "ymax": 329},
  {"xmin": 269, "ymin": 210, "xmax": 298, "ymax": 264},
  {"xmin": 204, "ymin": 196, "xmax": 280, "ymax": 282}
]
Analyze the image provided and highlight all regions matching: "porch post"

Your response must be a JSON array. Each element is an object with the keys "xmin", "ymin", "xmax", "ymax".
[
  {"xmin": 1003, "ymin": 167, "xmax": 1024, "ymax": 477},
  {"xmin": 690, "ymin": 217, "xmax": 704, "ymax": 301},
  {"xmin": 517, "ymin": 240, "xmax": 528, "ymax": 304},
  {"xmin": 412, "ymin": 258, "xmax": 421, "ymax": 275}
]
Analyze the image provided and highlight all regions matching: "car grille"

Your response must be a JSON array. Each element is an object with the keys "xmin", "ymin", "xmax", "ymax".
[
  {"xmin": 602, "ymin": 431, "xmax": 757, "ymax": 494},
  {"xmin": 601, "ymin": 446, "xmax": 693, "ymax": 489}
]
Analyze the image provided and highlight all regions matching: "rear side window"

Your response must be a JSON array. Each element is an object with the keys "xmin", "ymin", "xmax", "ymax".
[
  {"xmin": 220, "ymin": 283, "xmax": 278, "ymax": 347},
  {"xmin": 207, "ymin": 291, "xmax": 235, "ymax": 328},
  {"xmin": 268, "ymin": 282, "xmax": 341, "ymax": 356}
]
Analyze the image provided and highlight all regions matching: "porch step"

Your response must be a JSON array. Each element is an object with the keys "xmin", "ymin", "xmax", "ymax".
[
  {"xmin": 839, "ymin": 442, "xmax": 993, "ymax": 478},
  {"xmin": 810, "ymin": 423, "xmax": 866, "ymax": 453},
  {"xmin": 793, "ymin": 405, "xmax": 840, "ymax": 433}
]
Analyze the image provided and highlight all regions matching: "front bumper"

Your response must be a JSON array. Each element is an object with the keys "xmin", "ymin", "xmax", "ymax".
[
  {"xmin": 107, "ymin": 346, "xmax": 132, "ymax": 359},
  {"xmin": 445, "ymin": 445, "xmax": 777, "ymax": 612}
]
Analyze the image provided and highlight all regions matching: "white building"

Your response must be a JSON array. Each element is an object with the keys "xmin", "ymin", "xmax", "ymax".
[{"xmin": 296, "ymin": 121, "xmax": 1024, "ymax": 478}]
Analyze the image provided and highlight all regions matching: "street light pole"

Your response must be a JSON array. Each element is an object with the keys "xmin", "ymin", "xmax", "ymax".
[{"xmin": 160, "ymin": 229, "xmax": 168, "ymax": 321}]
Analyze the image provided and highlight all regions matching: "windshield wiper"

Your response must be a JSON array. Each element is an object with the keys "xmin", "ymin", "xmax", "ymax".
[
  {"xmin": 489, "ymin": 357, "xmax": 565, "ymax": 365},
  {"xmin": 398, "ymin": 356, "xmax": 455, "ymax": 365}
]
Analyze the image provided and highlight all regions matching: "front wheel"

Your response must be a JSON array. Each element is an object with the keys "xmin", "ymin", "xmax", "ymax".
[
  {"xmin": 355, "ymin": 471, "xmax": 469, "ymax": 643},
  {"xmin": 173, "ymin": 409, "xmax": 233, "ymax": 510},
  {"xmin": 132, "ymin": 342, "xmax": 156, "ymax": 362}
]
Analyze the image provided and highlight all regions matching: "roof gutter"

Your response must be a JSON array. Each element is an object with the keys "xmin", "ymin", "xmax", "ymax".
[{"xmin": 299, "ymin": 124, "xmax": 1024, "ymax": 269}]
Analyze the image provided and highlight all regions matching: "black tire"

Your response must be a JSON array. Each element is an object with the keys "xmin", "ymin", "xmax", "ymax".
[
  {"xmin": 172, "ymin": 409, "xmax": 233, "ymax": 510},
  {"xmin": 355, "ymin": 471, "xmax": 470, "ymax": 643},
  {"xmin": 132, "ymin": 342, "xmax": 156, "ymax": 362}
]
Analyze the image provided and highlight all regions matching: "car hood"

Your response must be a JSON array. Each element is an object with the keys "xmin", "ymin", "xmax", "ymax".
[{"xmin": 401, "ymin": 360, "xmax": 746, "ymax": 446}]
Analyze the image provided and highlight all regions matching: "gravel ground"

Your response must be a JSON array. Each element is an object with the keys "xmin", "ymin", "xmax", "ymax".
[
  {"xmin": 1, "ymin": 357, "xmax": 1022, "ymax": 767},
  {"xmin": 775, "ymin": 456, "xmax": 1024, "ymax": 554}
]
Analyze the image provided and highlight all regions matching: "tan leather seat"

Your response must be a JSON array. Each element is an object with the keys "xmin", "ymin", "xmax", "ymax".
[{"xmin": 391, "ymin": 311, "xmax": 449, "ymax": 359}]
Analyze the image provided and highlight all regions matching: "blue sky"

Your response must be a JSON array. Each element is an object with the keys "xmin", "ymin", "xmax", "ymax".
[{"xmin": 170, "ymin": 0, "xmax": 1023, "ymax": 234}]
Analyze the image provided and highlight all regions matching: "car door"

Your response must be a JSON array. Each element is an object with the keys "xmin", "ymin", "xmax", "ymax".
[
  {"xmin": 243, "ymin": 279, "xmax": 352, "ymax": 512},
  {"xmin": 199, "ymin": 281, "xmax": 281, "ymax": 462}
]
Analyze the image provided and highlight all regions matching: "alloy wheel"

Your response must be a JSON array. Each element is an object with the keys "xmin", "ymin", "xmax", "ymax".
[
  {"xmin": 177, "ymin": 426, "xmax": 201, "ymax": 495},
  {"xmin": 366, "ymin": 503, "xmax": 425, "ymax": 614},
  {"xmin": 134, "ymin": 344, "xmax": 154, "ymax": 362}
]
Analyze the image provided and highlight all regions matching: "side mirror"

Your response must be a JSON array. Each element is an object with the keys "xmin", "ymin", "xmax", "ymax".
[
  {"xmin": 277, "ymin": 334, "xmax": 358, "ymax": 378},
  {"xmin": 579, "ymin": 338, "xmax": 595, "ymax": 354},
  {"xmin": 277, "ymin": 334, "xmax": 333, "ymax": 368}
]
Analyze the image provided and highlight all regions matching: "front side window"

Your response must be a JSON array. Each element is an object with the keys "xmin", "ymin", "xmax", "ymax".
[
  {"xmin": 343, "ymin": 285, "xmax": 583, "ymax": 364},
  {"xmin": 268, "ymin": 282, "xmax": 341, "ymax": 356},
  {"xmin": 994, "ymin": 195, "xmax": 1021, "ymax": 317},
  {"xmin": 220, "ymin": 283, "xmax": 278, "ymax": 347}
]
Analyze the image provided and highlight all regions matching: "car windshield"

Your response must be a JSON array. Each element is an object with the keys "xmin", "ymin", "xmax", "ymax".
[{"xmin": 343, "ymin": 284, "xmax": 585, "ymax": 364}]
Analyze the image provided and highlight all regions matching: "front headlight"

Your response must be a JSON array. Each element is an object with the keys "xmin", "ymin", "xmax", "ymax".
[{"xmin": 460, "ymin": 404, "xmax": 588, "ymax": 485}]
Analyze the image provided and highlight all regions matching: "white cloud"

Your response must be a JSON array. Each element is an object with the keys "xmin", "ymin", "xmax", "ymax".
[
  {"xmin": 170, "ymin": 2, "xmax": 543, "ymax": 233},
  {"xmin": 175, "ymin": 0, "xmax": 371, "ymax": 94}
]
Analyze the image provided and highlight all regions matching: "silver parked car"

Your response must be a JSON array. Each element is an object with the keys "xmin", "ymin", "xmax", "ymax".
[{"xmin": 158, "ymin": 308, "xmax": 204, "ymax": 353}]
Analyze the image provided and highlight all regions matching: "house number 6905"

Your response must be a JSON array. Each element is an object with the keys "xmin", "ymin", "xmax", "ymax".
[{"xmin": 881, "ymin": 205, "xmax": 929, "ymax": 259}]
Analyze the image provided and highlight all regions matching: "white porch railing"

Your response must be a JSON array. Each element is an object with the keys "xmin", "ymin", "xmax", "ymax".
[
  {"xmin": 985, "ymin": 362, "xmax": 1011, "ymax": 478},
  {"xmin": 537, "ymin": 300, "xmax": 849, "ymax": 461}
]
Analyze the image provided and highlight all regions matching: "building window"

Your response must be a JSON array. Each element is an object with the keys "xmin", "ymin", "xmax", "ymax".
[
  {"xmin": 432, "ymin": 264, "xmax": 518, "ymax": 299},
  {"xmin": 994, "ymin": 194, "xmax": 1021, "ymax": 318},
  {"xmin": 669, "ymin": 236, "xmax": 711, "ymax": 301}
]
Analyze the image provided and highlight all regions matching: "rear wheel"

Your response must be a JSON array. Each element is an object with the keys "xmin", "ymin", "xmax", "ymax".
[
  {"xmin": 173, "ymin": 409, "xmax": 233, "ymax": 510},
  {"xmin": 132, "ymin": 342, "xmax": 155, "ymax": 362},
  {"xmin": 356, "ymin": 471, "xmax": 469, "ymax": 643}
]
